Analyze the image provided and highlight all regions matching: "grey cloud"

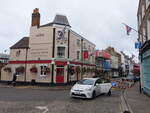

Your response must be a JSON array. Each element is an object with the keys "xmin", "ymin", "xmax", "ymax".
[{"xmin": 0, "ymin": 0, "xmax": 139, "ymax": 60}]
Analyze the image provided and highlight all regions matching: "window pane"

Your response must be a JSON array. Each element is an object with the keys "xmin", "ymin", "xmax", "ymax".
[
  {"xmin": 57, "ymin": 47, "xmax": 65, "ymax": 58},
  {"xmin": 77, "ymin": 51, "xmax": 80, "ymax": 60}
]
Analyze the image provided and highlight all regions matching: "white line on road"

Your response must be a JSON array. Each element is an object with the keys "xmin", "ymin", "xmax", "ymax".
[{"xmin": 36, "ymin": 106, "xmax": 49, "ymax": 113}]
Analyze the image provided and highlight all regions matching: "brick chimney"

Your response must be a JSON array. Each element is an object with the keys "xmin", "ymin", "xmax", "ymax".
[{"xmin": 31, "ymin": 8, "xmax": 40, "ymax": 27}]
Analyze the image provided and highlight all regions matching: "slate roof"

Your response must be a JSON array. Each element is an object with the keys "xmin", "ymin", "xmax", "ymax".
[
  {"xmin": 40, "ymin": 14, "xmax": 71, "ymax": 27},
  {"xmin": 53, "ymin": 14, "xmax": 70, "ymax": 26},
  {"xmin": 10, "ymin": 37, "xmax": 29, "ymax": 49},
  {"xmin": 40, "ymin": 22, "xmax": 53, "ymax": 27}
]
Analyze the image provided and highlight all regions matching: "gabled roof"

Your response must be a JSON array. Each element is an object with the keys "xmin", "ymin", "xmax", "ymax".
[
  {"xmin": 10, "ymin": 37, "xmax": 29, "ymax": 49},
  {"xmin": 40, "ymin": 14, "xmax": 71, "ymax": 27}
]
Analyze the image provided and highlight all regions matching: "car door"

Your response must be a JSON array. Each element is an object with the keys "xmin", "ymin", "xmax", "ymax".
[
  {"xmin": 99, "ymin": 79, "xmax": 107, "ymax": 93},
  {"xmin": 94, "ymin": 79, "xmax": 102, "ymax": 95},
  {"xmin": 104, "ymin": 79, "xmax": 112, "ymax": 93}
]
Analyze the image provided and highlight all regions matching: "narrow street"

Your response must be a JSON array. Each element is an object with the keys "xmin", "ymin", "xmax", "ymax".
[
  {"xmin": 1, "ymin": 0, "xmax": 150, "ymax": 113},
  {"xmin": 0, "ymin": 87, "xmax": 121, "ymax": 113}
]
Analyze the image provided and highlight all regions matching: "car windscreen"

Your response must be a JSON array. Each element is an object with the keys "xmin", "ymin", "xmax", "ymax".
[{"xmin": 77, "ymin": 79, "xmax": 95, "ymax": 85}]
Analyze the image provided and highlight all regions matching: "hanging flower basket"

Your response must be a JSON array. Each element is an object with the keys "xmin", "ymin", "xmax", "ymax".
[
  {"xmin": 30, "ymin": 66, "xmax": 38, "ymax": 73},
  {"xmin": 16, "ymin": 66, "xmax": 25, "ymax": 74},
  {"xmin": 89, "ymin": 69, "xmax": 92, "ymax": 73},
  {"xmin": 87, "ymin": 67, "xmax": 90, "ymax": 73},
  {"xmin": 92, "ymin": 68, "xmax": 95, "ymax": 73},
  {"xmin": 88, "ymin": 68, "xmax": 91, "ymax": 73},
  {"xmin": 68, "ymin": 66, "xmax": 75, "ymax": 75},
  {"xmin": 94, "ymin": 68, "xmax": 97, "ymax": 73},
  {"xmin": 76, "ymin": 66, "xmax": 81, "ymax": 73},
  {"xmin": 45, "ymin": 67, "xmax": 50, "ymax": 74},
  {"xmin": 4, "ymin": 67, "xmax": 11, "ymax": 73},
  {"xmin": 82, "ymin": 67, "xmax": 86, "ymax": 73}
]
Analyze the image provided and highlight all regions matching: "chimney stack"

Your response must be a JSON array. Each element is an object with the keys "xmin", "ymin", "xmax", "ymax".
[{"xmin": 31, "ymin": 8, "xmax": 40, "ymax": 27}]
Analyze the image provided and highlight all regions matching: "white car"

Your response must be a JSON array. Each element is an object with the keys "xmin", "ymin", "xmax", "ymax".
[{"xmin": 70, "ymin": 78, "xmax": 112, "ymax": 99}]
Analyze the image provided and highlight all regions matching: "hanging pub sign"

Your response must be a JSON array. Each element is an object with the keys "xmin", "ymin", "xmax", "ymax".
[
  {"xmin": 135, "ymin": 41, "xmax": 142, "ymax": 49},
  {"xmin": 56, "ymin": 26, "xmax": 66, "ymax": 40},
  {"xmin": 57, "ymin": 30, "xmax": 65, "ymax": 40},
  {"xmin": 83, "ymin": 51, "xmax": 89, "ymax": 59}
]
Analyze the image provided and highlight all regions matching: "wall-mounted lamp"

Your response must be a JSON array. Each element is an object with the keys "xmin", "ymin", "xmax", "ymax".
[
  {"xmin": 51, "ymin": 61, "xmax": 55, "ymax": 64},
  {"xmin": 67, "ymin": 61, "xmax": 70, "ymax": 65}
]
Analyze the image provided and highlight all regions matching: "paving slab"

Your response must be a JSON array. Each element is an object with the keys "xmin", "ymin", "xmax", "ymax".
[{"xmin": 126, "ymin": 82, "xmax": 150, "ymax": 113}]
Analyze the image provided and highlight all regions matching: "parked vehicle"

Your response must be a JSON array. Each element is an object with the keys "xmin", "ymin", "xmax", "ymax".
[{"xmin": 70, "ymin": 78, "xmax": 112, "ymax": 99}]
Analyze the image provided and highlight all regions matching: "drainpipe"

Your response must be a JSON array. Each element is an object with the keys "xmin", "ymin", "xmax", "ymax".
[
  {"xmin": 24, "ymin": 48, "xmax": 28, "ymax": 82},
  {"xmin": 67, "ymin": 30, "xmax": 70, "ymax": 83},
  {"xmin": 81, "ymin": 39, "xmax": 83, "ymax": 79},
  {"xmin": 52, "ymin": 28, "xmax": 56, "ymax": 84}
]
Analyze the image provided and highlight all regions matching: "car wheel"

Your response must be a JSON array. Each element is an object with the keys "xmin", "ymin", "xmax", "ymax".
[
  {"xmin": 107, "ymin": 90, "xmax": 111, "ymax": 96},
  {"xmin": 92, "ymin": 91, "xmax": 96, "ymax": 99}
]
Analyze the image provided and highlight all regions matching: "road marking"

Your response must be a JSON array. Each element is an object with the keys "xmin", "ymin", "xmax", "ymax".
[
  {"xmin": 124, "ymin": 90, "xmax": 133, "ymax": 113},
  {"xmin": 36, "ymin": 106, "xmax": 49, "ymax": 113},
  {"xmin": 120, "ymin": 90, "xmax": 133, "ymax": 113}
]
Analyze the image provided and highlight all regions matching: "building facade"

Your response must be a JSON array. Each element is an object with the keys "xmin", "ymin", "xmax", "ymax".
[
  {"xmin": 1, "ymin": 8, "xmax": 96, "ymax": 84},
  {"xmin": 95, "ymin": 50, "xmax": 111, "ymax": 77},
  {"xmin": 120, "ymin": 52, "xmax": 130, "ymax": 77},
  {"xmin": 105, "ymin": 47, "xmax": 121, "ymax": 77},
  {"xmin": 137, "ymin": 0, "xmax": 150, "ymax": 95},
  {"xmin": 0, "ymin": 53, "xmax": 9, "ymax": 81}
]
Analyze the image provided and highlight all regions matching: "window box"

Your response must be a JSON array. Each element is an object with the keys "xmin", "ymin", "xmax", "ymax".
[
  {"xmin": 16, "ymin": 66, "xmax": 25, "ymax": 74},
  {"xmin": 30, "ymin": 66, "xmax": 38, "ymax": 73},
  {"xmin": 76, "ymin": 66, "xmax": 81, "ymax": 73},
  {"xmin": 4, "ymin": 67, "xmax": 11, "ymax": 73}
]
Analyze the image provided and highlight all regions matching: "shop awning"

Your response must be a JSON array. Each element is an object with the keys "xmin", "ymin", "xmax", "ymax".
[
  {"xmin": 96, "ymin": 51, "xmax": 111, "ymax": 59},
  {"xmin": 133, "ymin": 64, "xmax": 140, "ymax": 73}
]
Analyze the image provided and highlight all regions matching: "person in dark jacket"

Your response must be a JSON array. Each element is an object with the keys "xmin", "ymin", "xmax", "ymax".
[{"xmin": 12, "ymin": 72, "xmax": 17, "ymax": 86}]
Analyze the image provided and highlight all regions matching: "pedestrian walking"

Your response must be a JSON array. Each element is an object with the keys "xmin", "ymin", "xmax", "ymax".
[
  {"xmin": 139, "ymin": 78, "xmax": 142, "ymax": 94},
  {"xmin": 12, "ymin": 72, "xmax": 17, "ymax": 86}
]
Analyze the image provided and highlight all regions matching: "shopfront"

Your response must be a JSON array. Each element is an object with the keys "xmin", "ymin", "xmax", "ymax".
[{"xmin": 141, "ymin": 40, "xmax": 150, "ymax": 95}]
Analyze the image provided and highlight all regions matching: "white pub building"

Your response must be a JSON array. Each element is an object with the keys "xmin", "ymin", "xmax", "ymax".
[{"xmin": 1, "ymin": 8, "xmax": 96, "ymax": 84}]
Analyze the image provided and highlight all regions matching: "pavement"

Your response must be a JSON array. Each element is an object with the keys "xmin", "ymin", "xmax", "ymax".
[
  {"xmin": 0, "ymin": 83, "xmax": 72, "ymax": 90},
  {"xmin": 125, "ymin": 82, "xmax": 150, "ymax": 113}
]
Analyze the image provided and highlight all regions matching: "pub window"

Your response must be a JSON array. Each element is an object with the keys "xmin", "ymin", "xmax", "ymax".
[
  {"xmin": 57, "ymin": 47, "xmax": 65, "ymax": 58},
  {"xmin": 77, "ymin": 39, "xmax": 80, "ymax": 46},
  {"xmin": 40, "ymin": 65, "xmax": 47, "ymax": 76},
  {"xmin": 83, "ymin": 43, "xmax": 86, "ymax": 49},
  {"xmin": 88, "ymin": 45, "xmax": 90, "ymax": 50},
  {"xmin": 77, "ymin": 51, "xmax": 80, "ymax": 60}
]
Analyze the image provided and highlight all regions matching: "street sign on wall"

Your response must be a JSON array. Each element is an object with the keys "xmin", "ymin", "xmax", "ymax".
[{"xmin": 135, "ymin": 42, "xmax": 142, "ymax": 49}]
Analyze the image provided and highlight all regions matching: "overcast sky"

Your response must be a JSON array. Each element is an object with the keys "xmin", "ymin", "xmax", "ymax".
[{"xmin": 0, "ymin": 0, "xmax": 139, "ymax": 60}]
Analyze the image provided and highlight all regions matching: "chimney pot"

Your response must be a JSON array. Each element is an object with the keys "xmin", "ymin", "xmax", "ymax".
[
  {"xmin": 33, "ymin": 8, "xmax": 39, "ymax": 13},
  {"xmin": 31, "ymin": 8, "xmax": 40, "ymax": 27}
]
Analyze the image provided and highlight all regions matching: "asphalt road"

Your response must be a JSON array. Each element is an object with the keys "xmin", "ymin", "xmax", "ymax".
[{"xmin": 0, "ymin": 87, "xmax": 121, "ymax": 113}]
